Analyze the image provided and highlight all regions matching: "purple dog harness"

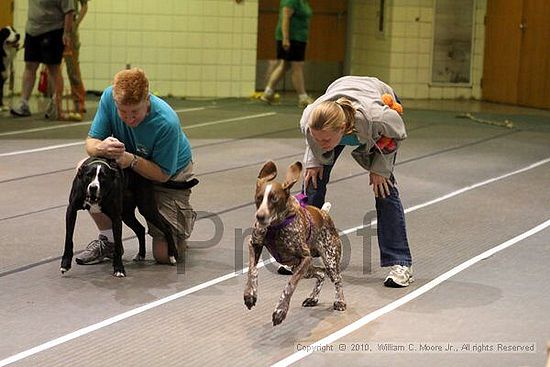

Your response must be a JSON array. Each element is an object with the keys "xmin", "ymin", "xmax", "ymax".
[{"xmin": 264, "ymin": 194, "xmax": 313, "ymax": 261}]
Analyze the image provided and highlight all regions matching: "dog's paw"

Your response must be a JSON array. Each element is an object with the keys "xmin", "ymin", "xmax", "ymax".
[
  {"xmin": 169, "ymin": 256, "xmax": 177, "ymax": 266},
  {"xmin": 272, "ymin": 308, "xmax": 288, "ymax": 326},
  {"xmin": 333, "ymin": 300, "xmax": 346, "ymax": 311},
  {"xmin": 244, "ymin": 294, "xmax": 257, "ymax": 310},
  {"xmin": 302, "ymin": 297, "xmax": 319, "ymax": 307},
  {"xmin": 60, "ymin": 258, "xmax": 72, "ymax": 274},
  {"xmin": 133, "ymin": 254, "xmax": 145, "ymax": 262},
  {"xmin": 113, "ymin": 268, "xmax": 126, "ymax": 277}
]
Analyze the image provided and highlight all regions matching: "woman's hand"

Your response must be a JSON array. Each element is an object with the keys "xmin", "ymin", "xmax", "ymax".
[
  {"xmin": 369, "ymin": 172, "xmax": 393, "ymax": 198},
  {"xmin": 304, "ymin": 167, "xmax": 324, "ymax": 190},
  {"xmin": 98, "ymin": 137, "xmax": 125, "ymax": 159},
  {"xmin": 282, "ymin": 38, "xmax": 290, "ymax": 51}
]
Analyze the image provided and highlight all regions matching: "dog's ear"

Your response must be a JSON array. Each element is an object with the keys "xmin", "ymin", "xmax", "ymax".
[
  {"xmin": 0, "ymin": 28, "xmax": 8, "ymax": 43},
  {"xmin": 282, "ymin": 161, "xmax": 303, "ymax": 191},
  {"xmin": 257, "ymin": 161, "xmax": 277, "ymax": 182}
]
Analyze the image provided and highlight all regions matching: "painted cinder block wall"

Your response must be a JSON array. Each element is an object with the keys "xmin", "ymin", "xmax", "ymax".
[{"xmin": 12, "ymin": 0, "xmax": 486, "ymax": 100}]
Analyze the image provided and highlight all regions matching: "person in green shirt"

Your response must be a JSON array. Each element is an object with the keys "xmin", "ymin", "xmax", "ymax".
[{"xmin": 261, "ymin": 0, "xmax": 314, "ymax": 108}]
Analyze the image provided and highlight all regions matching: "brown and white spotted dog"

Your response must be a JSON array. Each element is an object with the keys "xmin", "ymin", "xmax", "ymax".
[{"xmin": 244, "ymin": 161, "xmax": 346, "ymax": 326}]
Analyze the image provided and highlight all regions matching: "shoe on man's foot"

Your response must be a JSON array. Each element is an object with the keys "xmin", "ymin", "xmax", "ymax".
[
  {"xmin": 260, "ymin": 92, "xmax": 275, "ymax": 104},
  {"xmin": 277, "ymin": 265, "xmax": 293, "ymax": 275},
  {"xmin": 10, "ymin": 101, "xmax": 31, "ymax": 117},
  {"xmin": 384, "ymin": 265, "xmax": 414, "ymax": 288},
  {"xmin": 44, "ymin": 99, "xmax": 58, "ymax": 120},
  {"xmin": 75, "ymin": 235, "xmax": 115, "ymax": 265},
  {"xmin": 298, "ymin": 95, "xmax": 314, "ymax": 108}
]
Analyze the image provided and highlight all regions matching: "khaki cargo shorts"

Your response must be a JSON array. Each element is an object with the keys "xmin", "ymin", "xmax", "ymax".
[{"xmin": 148, "ymin": 162, "xmax": 197, "ymax": 243}]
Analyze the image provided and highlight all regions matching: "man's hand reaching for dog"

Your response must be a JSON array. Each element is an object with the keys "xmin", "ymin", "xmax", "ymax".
[
  {"xmin": 369, "ymin": 172, "xmax": 393, "ymax": 198},
  {"xmin": 98, "ymin": 137, "xmax": 125, "ymax": 159}
]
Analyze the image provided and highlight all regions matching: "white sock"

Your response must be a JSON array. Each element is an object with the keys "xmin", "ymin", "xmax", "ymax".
[
  {"xmin": 298, "ymin": 93, "xmax": 309, "ymax": 100},
  {"xmin": 21, "ymin": 99, "xmax": 29, "ymax": 106},
  {"xmin": 99, "ymin": 229, "xmax": 114, "ymax": 243},
  {"xmin": 264, "ymin": 87, "xmax": 274, "ymax": 96}
]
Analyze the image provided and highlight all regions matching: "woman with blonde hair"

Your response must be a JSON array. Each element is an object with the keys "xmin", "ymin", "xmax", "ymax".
[{"xmin": 300, "ymin": 75, "xmax": 413, "ymax": 287}]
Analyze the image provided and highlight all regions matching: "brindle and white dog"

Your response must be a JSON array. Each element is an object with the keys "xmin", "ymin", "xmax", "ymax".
[{"xmin": 244, "ymin": 161, "xmax": 346, "ymax": 326}]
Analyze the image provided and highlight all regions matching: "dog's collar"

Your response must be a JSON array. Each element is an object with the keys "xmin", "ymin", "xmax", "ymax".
[
  {"xmin": 265, "ymin": 194, "xmax": 313, "ymax": 248},
  {"xmin": 86, "ymin": 158, "xmax": 118, "ymax": 171}
]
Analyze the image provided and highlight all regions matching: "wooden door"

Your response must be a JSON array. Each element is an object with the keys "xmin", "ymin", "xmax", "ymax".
[
  {"xmin": 517, "ymin": 0, "xmax": 550, "ymax": 108},
  {"xmin": 0, "ymin": 0, "xmax": 14, "ymax": 27},
  {"xmin": 483, "ymin": 0, "xmax": 550, "ymax": 108},
  {"xmin": 482, "ymin": 0, "xmax": 523, "ymax": 104}
]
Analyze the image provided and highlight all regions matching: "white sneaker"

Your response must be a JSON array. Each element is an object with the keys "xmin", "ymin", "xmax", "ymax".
[{"xmin": 384, "ymin": 265, "xmax": 414, "ymax": 288}]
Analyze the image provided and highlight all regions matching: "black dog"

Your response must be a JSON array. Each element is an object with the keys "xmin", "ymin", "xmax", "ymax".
[
  {"xmin": 60, "ymin": 157, "xmax": 179, "ymax": 277},
  {"xmin": 0, "ymin": 26, "xmax": 20, "ymax": 110}
]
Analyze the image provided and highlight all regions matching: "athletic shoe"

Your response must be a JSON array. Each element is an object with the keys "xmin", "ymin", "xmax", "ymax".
[
  {"xmin": 75, "ymin": 235, "xmax": 115, "ymax": 265},
  {"xmin": 44, "ymin": 99, "xmax": 58, "ymax": 120},
  {"xmin": 384, "ymin": 265, "xmax": 414, "ymax": 288},
  {"xmin": 10, "ymin": 102, "xmax": 31, "ymax": 117},
  {"xmin": 298, "ymin": 95, "xmax": 314, "ymax": 108},
  {"xmin": 260, "ymin": 92, "xmax": 275, "ymax": 104}
]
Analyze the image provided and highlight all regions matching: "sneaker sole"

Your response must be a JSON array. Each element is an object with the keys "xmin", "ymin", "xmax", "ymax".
[
  {"xmin": 384, "ymin": 276, "xmax": 414, "ymax": 288},
  {"xmin": 10, "ymin": 110, "xmax": 31, "ymax": 117},
  {"xmin": 75, "ymin": 257, "xmax": 107, "ymax": 265}
]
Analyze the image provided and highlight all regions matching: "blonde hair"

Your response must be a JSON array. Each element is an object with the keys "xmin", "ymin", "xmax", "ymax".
[
  {"xmin": 112, "ymin": 68, "xmax": 149, "ymax": 105},
  {"xmin": 308, "ymin": 97, "xmax": 356, "ymax": 134}
]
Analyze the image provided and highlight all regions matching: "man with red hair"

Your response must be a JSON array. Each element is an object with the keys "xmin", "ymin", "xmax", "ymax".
[{"xmin": 77, "ymin": 68, "xmax": 197, "ymax": 265}]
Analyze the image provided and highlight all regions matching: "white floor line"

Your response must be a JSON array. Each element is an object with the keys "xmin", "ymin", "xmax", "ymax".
[
  {"xmin": 271, "ymin": 219, "xmax": 550, "ymax": 367},
  {"xmin": 0, "ymin": 157, "xmax": 548, "ymax": 367},
  {"xmin": 0, "ymin": 111, "xmax": 276, "ymax": 157},
  {"xmin": 0, "ymin": 106, "xmax": 210, "ymax": 138}
]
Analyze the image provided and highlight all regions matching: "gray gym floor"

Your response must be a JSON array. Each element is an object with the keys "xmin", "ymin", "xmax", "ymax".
[{"xmin": 0, "ymin": 95, "xmax": 549, "ymax": 367}]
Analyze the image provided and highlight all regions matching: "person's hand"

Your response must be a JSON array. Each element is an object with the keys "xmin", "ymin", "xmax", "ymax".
[
  {"xmin": 116, "ymin": 151, "xmax": 133, "ymax": 169},
  {"xmin": 369, "ymin": 172, "xmax": 393, "ymax": 198},
  {"xmin": 304, "ymin": 167, "xmax": 323, "ymax": 191},
  {"xmin": 99, "ymin": 137, "xmax": 125, "ymax": 159},
  {"xmin": 282, "ymin": 38, "xmax": 290, "ymax": 51},
  {"xmin": 62, "ymin": 32, "xmax": 72, "ymax": 49}
]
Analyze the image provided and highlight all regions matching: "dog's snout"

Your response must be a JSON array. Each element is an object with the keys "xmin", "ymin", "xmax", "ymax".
[
  {"xmin": 87, "ymin": 183, "xmax": 100, "ymax": 200},
  {"xmin": 88, "ymin": 184, "xmax": 98, "ymax": 194},
  {"xmin": 256, "ymin": 213, "xmax": 266, "ymax": 223}
]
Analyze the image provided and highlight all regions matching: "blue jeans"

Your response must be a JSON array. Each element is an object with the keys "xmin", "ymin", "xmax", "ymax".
[{"xmin": 305, "ymin": 145, "xmax": 412, "ymax": 267}]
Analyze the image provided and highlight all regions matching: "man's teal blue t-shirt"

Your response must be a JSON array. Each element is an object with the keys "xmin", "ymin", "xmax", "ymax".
[{"xmin": 89, "ymin": 86, "xmax": 192, "ymax": 177}]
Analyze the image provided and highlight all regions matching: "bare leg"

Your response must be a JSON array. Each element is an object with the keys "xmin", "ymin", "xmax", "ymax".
[
  {"xmin": 45, "ymin": 63, "xmax": 62, "ymax": 111},
  {"xmin": 21, "ymin": 62, "xmax": 40, "ymax": 101},
  {"xmin": 265, "ymin": 60, "xmax": 289, "ymax": 91},
  {"xmin": 152, "ymin": 237, "xmax": 180, "ymax": 264},
  {"xmin": 90, "ymin": 212, "xmax": 113, "ymax": 230},
  {"xmin": 290, "ymin": 61, "xmax": 306, "ymax": 95}
]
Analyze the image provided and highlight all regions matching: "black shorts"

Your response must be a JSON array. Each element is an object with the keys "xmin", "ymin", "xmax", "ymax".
[
  {"xmin": 276, "ymin": 40, "xmax": 307, "ymax": 62},
  {"xmin": 24, "ymin": 29, "xmax": 65, "ymax": 65}
]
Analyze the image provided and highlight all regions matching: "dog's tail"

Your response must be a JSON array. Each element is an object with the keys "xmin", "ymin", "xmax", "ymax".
[{"xmin": 321, "ymin": 202, "xmax": 332, "ymax": 212}]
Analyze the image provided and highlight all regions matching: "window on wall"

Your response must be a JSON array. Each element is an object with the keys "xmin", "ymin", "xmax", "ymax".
[{"xmin": 431, "ymin": 0, "xmax": 474, "ymax": 84}]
